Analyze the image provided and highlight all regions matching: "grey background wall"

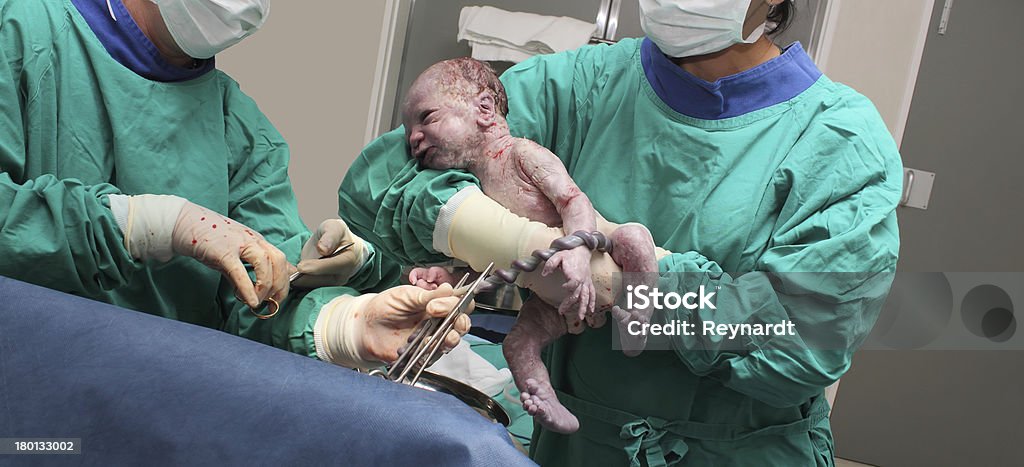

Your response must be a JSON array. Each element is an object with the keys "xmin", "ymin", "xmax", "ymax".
[
  {"xmin": 831, "ymin": 1, "xmax": 1024, "ymax": 465},
  {"xmin": 891, "ymin": 0, "xmax": 1024, "ymax": 272},
  {"xmin": 218, "ymin": 2, "xmax": 388, "ymax": 229}
]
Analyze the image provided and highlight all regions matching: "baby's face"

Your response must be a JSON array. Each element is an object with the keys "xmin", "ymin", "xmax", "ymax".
[{"xmin": 402, "ymin": 80, "xmax": 481, "ymax": 170}]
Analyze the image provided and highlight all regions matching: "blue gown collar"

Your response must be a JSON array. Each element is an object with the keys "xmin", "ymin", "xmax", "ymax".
[
  {"xmin": 71, "ymin": 0, "xmax": 214, "ymax": 82},
  {"xmin": 640, "ymin": 38, "xmax": 822, "ymax": 120}
]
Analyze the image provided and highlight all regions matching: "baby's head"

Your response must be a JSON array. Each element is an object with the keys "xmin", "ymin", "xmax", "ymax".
[{"xmin": 402, "ymin": 58, "xmax": 508, "ymax": 170}]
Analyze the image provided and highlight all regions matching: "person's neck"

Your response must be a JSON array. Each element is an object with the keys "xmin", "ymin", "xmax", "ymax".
[
  {"xmin": 672, "ymin": 36, "xmax": 781, "ymax": 82},
  {"xmin": 122, "ymin": 0, "xmax": 194, "ymax": 68},
  {"xmin": 467, "ymin": 122, "xmax": 515, "ymax": 176}
]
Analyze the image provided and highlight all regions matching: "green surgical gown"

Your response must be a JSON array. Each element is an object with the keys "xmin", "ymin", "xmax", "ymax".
[
  {"xmin": 0, "ymin": 0, "xmax": 394, "ymax": 357},
  {"xmin": 345, "ymin": 38, "xmax": 902, "ymax": 466}
]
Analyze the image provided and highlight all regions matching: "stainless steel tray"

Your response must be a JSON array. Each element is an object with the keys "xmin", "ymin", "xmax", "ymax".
[{"xmin": 412, "ymin": 371, "xmax": 511, "ymax": 427}]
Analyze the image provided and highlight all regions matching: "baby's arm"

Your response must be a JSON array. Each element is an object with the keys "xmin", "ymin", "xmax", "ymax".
[
  {"xmin": 516, "ymin": 139, "xmax": 597, "ymax": 234},
  {"xmin": 515, "ymin": 139, "xmax": 597, "ymax": 319}
]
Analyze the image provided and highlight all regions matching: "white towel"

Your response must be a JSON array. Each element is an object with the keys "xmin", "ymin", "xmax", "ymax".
[
  {"xmin": 428, "ymin": 340, "xmax": 513, "ymax": 397},
  {"xmin": 457, "ymin": 6, "xmax": 597, "ymax": 63}
]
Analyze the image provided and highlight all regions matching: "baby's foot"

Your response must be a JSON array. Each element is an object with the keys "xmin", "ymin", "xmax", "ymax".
[
  {"xmin": 520, "ymin": 378, "xmax": 579, "ymax": 434},
  {"xmin": 408, "ymin": 266, "xmax": 456, "ymax": 290},
  {"xmin": 612, "ymin": 306, "xmax": 649, "ymax": 357}
]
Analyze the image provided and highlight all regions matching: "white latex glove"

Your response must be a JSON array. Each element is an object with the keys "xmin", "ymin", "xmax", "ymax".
[
  {"xmin": 314, "ymin": 283, "xmax": 473, "ymax": 369},
  {"xmin": 171, "ymin": 201, "xmax": 291, "ymax": 308},
  {"xmin": 294, "ymin": 219, "xmax": 367, "ymax": 288},
  {"xmin": 109, "ymin": 194, "xmax": 291, "ymax": 309}
]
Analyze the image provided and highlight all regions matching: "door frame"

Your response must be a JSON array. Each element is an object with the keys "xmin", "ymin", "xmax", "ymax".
[
  {"xmin": 815, "ymin": 0, "xmax": 934, "ymax": 147},
  {"xmin": 365, "ymin": 0, "xmax": 414, "ymax": 144}
]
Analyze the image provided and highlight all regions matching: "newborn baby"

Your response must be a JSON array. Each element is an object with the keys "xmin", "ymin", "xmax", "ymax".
[{"xmin": 402, "ymin": 58, "xmax": 657, "ymax": 434}]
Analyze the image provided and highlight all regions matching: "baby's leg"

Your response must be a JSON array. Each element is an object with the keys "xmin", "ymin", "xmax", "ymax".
[
  {"xmin": 503, "ymin": 296, "xmax": 579, "ymax": 434},
  {"xmin": 608, "ymin": 224, "xmax": 659, "ymax": 357}
]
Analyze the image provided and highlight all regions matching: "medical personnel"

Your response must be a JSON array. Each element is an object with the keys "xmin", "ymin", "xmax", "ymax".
[
  {"xmin": 341, "ymin": 0, "xmax": 901, "ymax": 464},
  {"xmin": 0, "ymin": 0, "xmax": 467, "ymax": 369}
]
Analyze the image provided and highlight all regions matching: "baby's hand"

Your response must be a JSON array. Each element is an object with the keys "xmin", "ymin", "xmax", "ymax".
[
  {"xmin": 543, "ymin": 246, "xmax": 595, "ymax": 320},
  {"xmin": 408, "ymin": 266, "xmax": 457, "ymax": 290}
]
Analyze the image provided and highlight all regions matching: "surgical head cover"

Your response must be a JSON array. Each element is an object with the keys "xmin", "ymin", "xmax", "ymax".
[
  {"xmin": 150, "ymin": 0, "xmax": 270, "ymax": 59},
  {"xmin": 639, "ymin": 0, "xmax": 765, "ymax": 58}
]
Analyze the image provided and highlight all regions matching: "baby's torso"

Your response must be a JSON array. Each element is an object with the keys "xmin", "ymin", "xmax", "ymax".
[
  {"xmin": 473, "ymin": 137, "xmax": 565, "ymax": 227},
  {"xmin": 476, "ymin": 139, "xmax": 564, "ymax": 228}
]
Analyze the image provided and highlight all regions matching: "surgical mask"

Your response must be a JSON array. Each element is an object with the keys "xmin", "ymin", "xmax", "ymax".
[
  {"xmin": 149, "ymin": 0, "xmax": 270, "ymax": 59},
  {"xmin": 639, "ymin": 0, "xmax": 766, "ymax": 58}
]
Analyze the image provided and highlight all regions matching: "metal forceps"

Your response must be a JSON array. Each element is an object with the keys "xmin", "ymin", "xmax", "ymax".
[
  {"xmin": 249, "ymin": 241, "xmax": 356, "ymax": 320},
  {"xmin": 374, "ymin": 262, "xmax": 494, "ymax": 386}
]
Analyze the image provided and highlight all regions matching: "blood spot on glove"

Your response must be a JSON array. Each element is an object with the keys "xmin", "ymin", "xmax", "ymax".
[
  {"xmin": 212, "ymin": 224, "xmax": 217, "ymax": 229},
  {"xmin": 191, "ymin": 239, "xmax": 197, "ymax": 245},
  {"xmin": 200, "ymin": 217, "xmax": 206, "ymax": 221}
]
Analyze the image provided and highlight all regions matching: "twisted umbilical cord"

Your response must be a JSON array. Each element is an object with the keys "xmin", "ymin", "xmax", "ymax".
[
  {"xmin": 476, "ymin": 230, "xmax": 613, "ymax": 293},
  {"xmin": 388, "ymin": 231, "xmax": 613, "ymax": 374}
]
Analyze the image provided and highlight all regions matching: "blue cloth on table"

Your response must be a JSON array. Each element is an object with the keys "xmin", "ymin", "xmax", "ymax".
[{"xmin": 0, "ymin": 277, "xmax": 533, "ymax": 466}]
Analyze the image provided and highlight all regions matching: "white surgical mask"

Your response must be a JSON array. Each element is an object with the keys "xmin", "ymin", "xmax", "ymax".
[
  {"xmin": 639, "ymin": 0, "xmax": 766, "ymax": 58},
  {"xmin": 150, "ymin": 0, "xmax": 270, "ymax": 59}
]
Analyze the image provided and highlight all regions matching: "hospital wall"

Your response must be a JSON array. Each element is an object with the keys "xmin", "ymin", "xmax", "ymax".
[{"xmin": 218, "ymin": 2, "xmax": 389, "ymax": 229}]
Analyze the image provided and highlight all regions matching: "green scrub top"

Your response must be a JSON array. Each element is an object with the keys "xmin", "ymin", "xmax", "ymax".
[
  {"xmin": 342, "ymin": 38, "xmax": 901, "ymax": 466},
  {"xmin": 0, "ymin": 0, "xmax": 395, "ymax": 357}
]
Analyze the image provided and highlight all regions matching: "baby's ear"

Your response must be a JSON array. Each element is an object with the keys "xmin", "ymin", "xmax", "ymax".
[{"xmin": 475, "ymin": 91, "xmax": 497, "ymax": 127}]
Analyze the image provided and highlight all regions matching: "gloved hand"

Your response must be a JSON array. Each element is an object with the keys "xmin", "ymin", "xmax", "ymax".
[
  {"xmin": 294, "ymin": 219, "xmax": 367, "ymax": 288},
  {"xmin": 108, "ymin": 194, "xmax": 291, "ymax": 309},
  {"xmin": 170, "ymin": 201, "xmax": 291, "ymax": 308},
  {"xmin": 314, "ymin": 283, "xmax": 473, "ymax": 369}
]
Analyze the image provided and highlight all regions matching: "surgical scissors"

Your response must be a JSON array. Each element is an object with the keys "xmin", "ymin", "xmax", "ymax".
[
  {"xmin": 378, "ymin": 262, "xmax": 494, "ymax": 386},
  {"xmin": 249, "ymin": 241, "xmax": 356, "ymax": 320}
]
